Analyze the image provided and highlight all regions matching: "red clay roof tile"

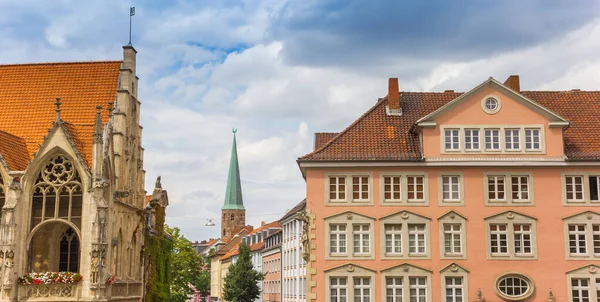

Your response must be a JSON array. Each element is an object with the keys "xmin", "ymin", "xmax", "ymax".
[
  {"xmin": 299, "ymin": 90, "xmax": 600, "ymax": 161},
  {"xmin": 0, "ymin": 130, "xmax": 29, "ymax": 170}
]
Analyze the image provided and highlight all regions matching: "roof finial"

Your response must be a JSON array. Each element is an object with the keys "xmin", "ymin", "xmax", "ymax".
[
  {"xmin": 94, "ymin": 105, "xmax": 103, "ymax": 143},
  {"xmin": 107, "ymin": 101, "xmax": 114, "ymax": 117},
  {"xmin": 54, "ymin": 98, "xmax": 62, "ymax": 123},
  {"xmin": 232, "ymin": 128, "xmax": 237, "ymax": 134}
]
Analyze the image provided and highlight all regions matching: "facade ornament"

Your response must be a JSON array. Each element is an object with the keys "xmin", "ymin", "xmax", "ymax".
[
  {"xmin": 297, "ymin": 212, "xmax": 311, "ymax": 262},
  {"xmin": 54, "ymin": 98, "xmax": 62, "ymax": 123},
  {"xmin": 93, "ymin": 105, "xmax": 103, "ymax": 144},
  {"xmin": 7, "ymin": 177, "xmax": 20, "ymax": 191},
  {"xmin": 90, "ymin": 250, "xmax": 100, "ymax": 283},
  {"xmin": 401, "ymin": 211, "xmax": 410, "ymax": 219},
  {"xmin": 587, "ymin": 212, "xmax": 594, "ymax": 220},
  {"xmin": 505, "ymin": 211, "xmax": 514, "ymax": 220},
  {"xmin": 548, "ymin": 288, "xmax": 555, "ymax": 302},
  {"xmin": 450, "ymin": 264, "xmax": 459, "ymax": 272},
  {"xmin": 3, "ymin": 251, "xmax": 14, "ymax": 286},
  {"xmin": 402, "ymin": 265, "xmax": 409, "ymax": 272},
  {"xmin": 449, "ymin": 212, "xmax": 456, "ymax": 219},
  {"xmin": 346, "ymin": 213, "xmax": 353, "ymax": 220},
  {"xmin": 346, "ymin": 265, "xmax": 354, "ymax": 272},
  {"xmin": 155, "ymin": 176, "xmax": 162, "ymax": 189},
  {"xmin": 477, "ymin": 288, "xmax": 484, "ymax": 302},
  {"xmin": 589, "ymin": 265, "xmax": 597, "ymax": 274}
]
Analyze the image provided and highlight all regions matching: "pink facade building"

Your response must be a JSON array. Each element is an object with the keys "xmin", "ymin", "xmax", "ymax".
[
  {"xmin": 263, "ymin": 230, "xmax": 282, "ymax": 302},
  {"xmin": 298, "ymin": 75, "xmax": 600, "ymax": 301}
]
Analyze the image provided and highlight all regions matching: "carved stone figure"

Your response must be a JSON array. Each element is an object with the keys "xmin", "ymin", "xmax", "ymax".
[
  {"xmin": 91, "ymin": 250, "xmax": 100, "ymax": 283},
  {"xmin": 3, "ymin": 251, "xmax": 13, "ymax": 286},
  {"xmin": 297, "ymin": 212, "xmax": 311, "ymax": 262}
]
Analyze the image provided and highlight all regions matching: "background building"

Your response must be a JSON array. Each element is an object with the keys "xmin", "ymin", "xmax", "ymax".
[
  {"xmin": 298, "ymin": 75, "xmax": 600, "ymax": 301},
  {"xmin": 279, "ymin": 200, "xmax": 307, "ymax": 302},
  {"xmin": 262, "ymin": 230, "xmax": 282, "ymax": 302},
  {"xmin": 0, "ymin": 44, "xmax": 153, "ymax": 301}
]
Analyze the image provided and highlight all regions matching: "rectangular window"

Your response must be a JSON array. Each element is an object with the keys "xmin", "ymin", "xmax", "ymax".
[
  {"xmin": 445, "ymin": 277, "xmax": 464, "ymax": 302},
  {"xmin": 484, "ymin": 129, "xmax": 500, "ymax": 150},
  {"xmin": 487, "ymin": 176, "xmax": 506, "ymax": 201},
  {"xmin": 385, "ymin": 277, "xmax": 403, "ymax": 302},
  {"xmin": 514, "ymin": 224, "xmax": 532, "ymax": 255},
  {"xmin": 384, "ymin": 224, "xmax": 402, "ymax": 255},
  {"xmin": 511, "ymin": 176, "xmax": 529, "ymax": 201},
  {"xmin": 490, "ymin": 224, "xmax": 508, "ymax": 255},
  {"xmin": 571, "ymin": 278, "xmax": 590, "ymax": 302},
  {"xmin": 330, "ymin": 224, "xmax": 347, "ymax": 254},
  {"xmin": 445, "ymin": 129, "xmax": 460, "ymax": 150},
  {"xmin": 353, "ymin": 277, "xmax": 371, "ymax": 302},
  {"xmin": 353, "ymin": 224, "xmax": 370, "ymax": 254},
  {"xmin": 407, "ymin": 176, "xmax": 425, "ymax": 202},
  {"xmin": 384, "ymin": 176, "xmax": 402, "ymax": 201},
  {"xmin": 330, "ymin": 277, "xmax": 347, "ymax": 302},
  {"xmin": 566, "ymin": 176, "xmax": 584, "ymax": 202},
  {"xmin": 525, "ymin": 129, "xmax": 541, "ymax": 150},
  {"xmin": 464, "ymin": 129, "xmax": 480, "ymax": 150},
  {"xmin": 442, "ymin": 175, "xmax": 460, "ymax": 202},
  {"xmin": 409, "ymin": 277, "xmax": 428, "ymax": 302},
  {"xmin": 329, "ymin": 176, "xmax": 346, "ymax": 201},
  {"xmin": 569, "ymin": 224, "xmax": 587, "ymax": 255},
  {"xmin": 505, "ymin": 129, "xmax": 520, "ymax": 150},
  {"xmin": 352, "ymin": 176, "xmax": 370, "ymax": 201},
  {"xmin": 590, "ymin": 176, "xmax": 600, "ymax": 202},
  {"xmin": 408, "ymin": 224, "xmax": 426, "ymax": 255},
  {"xmin": 443, "ymin": 224, "xmax": 462, "ymax": 256}
]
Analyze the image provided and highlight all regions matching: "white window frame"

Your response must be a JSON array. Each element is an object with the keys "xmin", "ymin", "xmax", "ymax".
[
  {"xmin": 329, "ymin": 224, "xmax": 347, "ymax": 255},
  {"xmin": 408, "ymin": 223, "xmax": 427, "ymax": 256},
  {"xmin": 485, "ymin": 211, "xmax": 538, "ymax": 260},
  {"xmin": 566, "ymin": 175, "xmax": 585, "ymax": 203},
  {"xmin": 328, "ymin": 175, "xmax": 347, "ymax": 203},
  {"xmin": 562, "ymin": 173, "xmax": 600, "ymax": 206},
  {"xmin": 326, "ymin": 212, "xmax": 375, "ymax": 260},
  {"xmin": 352, "ymin": 175, "xmax": 370, "ymax": 202},
  {"xmin": 330, "ymin": 277, "xmax": 347, "ymax": 302},
  {"xmin": 353, "ymin": 277, "xmax": 371, "ymax": 302},
  {"xmin": 438, "ymin": 211, "xmax": 467, "ymax": 259},
  {"xmin": 409, "ymin": 276, "xmax": 428, "ymax": 302},
  {"xmin": 444, "ymin": 129, "xmax": 460, "ymax": 151},
  {"xmin": 325, "ymin": 264, "xmax": 375, "ymax": 302},
  {"xmin": 489, "ymin": 223, "xmax": 509, "ymax": 256},
  {"xmin": 382, "ymin": 175, "xmax": 402, "ymax": 202},
  {"xmin": 380, "ymin": 172, "xmax": 429, "ymax": 206},
  {"xmin": 440, "ymin": 263, "xmax": 469, "ymax": 302},
  {"xmin": 352, "ymin": 224, "xmax": 371, "ymax": 255},
  {"xmin": 407, "ymin": 175, "xmax": 426, "ymax": 204},
  {"xmin": 504, "ymin": 128, "xmax": 521, "ymax": 151},
  {"xmin": 384, "ymin": 224, "xmax": 402, "ymax": 256},
  {"xmin": 381, "ymin": 264, "xmax": 432, "ymax": 302},
  {"xmin": 438, "ymin": 172, "xmax": 464, "ymax": 205},
  {"xmin": 483, "ymin": 172, "xmax": 534, "ymax": 206},
  {"xmin": 487, "ymin": 175, "xmax": 506, "ymax": 202},
  {"xmin": 513, "ymin": 223, "xmax": 533, "ymax": 256},
  {"xmin": 380, "ymin": 211, "xmax": 431, "ymax": 259},
  {"xmin": 384, "ymin": 277, "xmax": 403, "ymax": 302},
  {"xmin": 524, "ymin": 128, "xmax": 541, "ymax": 151},
  {"xmin": 563, "ymin": 211, "xmax": 600, "ymax": 260},
  {"xmin": 485, "ymin": 128, "xmax": 501, "ymax": 151},
  {"xmin": 464, "ymin": 128, "xmax": 480, "ymax": 151},
  {"xmin": 444, "ymin": 276, "xmax": 464, "ymax": 302},
  {"xmin": 510, "ymin": 175, "xmax": 530, "ymax": 203}
]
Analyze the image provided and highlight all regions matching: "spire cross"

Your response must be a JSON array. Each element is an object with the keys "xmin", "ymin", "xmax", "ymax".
[{"xmin": 54, "ymin": 98, "xmax": 62, "ymax": 122}]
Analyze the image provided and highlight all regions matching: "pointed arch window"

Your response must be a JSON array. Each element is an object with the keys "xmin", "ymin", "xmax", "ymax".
[
  {"xmin": 231, "ymin": 214, "xmax": 235, "ymax": 221},
  {"xmin": 31, "ymin": 155, "xmax": 83, "ymax": 230},
  {"xmin": 59, "ymin": 227, "xmax": 79, "ymax": 272},
  {"xmin": 0, "ymin": 174, "xmax": 5, "ymax": 221}
]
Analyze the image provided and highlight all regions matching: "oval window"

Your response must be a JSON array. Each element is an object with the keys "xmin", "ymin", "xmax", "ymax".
[
  {"xmin": 496, "ymin": 274, "xmax": 534, "ymax": 300},
  {"xmin": 485, "ymin": 97, "xmax": 498, "ymax": 111}
]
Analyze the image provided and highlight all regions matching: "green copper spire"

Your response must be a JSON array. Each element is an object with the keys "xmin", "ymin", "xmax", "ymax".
[{"xmin": 222, "ymin": 128, "xmax": 245, "ymax": 210}]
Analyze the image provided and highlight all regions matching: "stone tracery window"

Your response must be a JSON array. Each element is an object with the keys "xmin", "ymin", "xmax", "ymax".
[
  {"xmin": 31, "ymin": 155, "xmax": 83, "ymax": 230},
  {"xmin": 59, "ymin": 227, "xmax": 79, "ymax": 272}
]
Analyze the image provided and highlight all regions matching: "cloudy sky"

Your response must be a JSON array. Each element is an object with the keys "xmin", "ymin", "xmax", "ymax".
[{"xmin": 2, "ymin": 0, "xmax": 599, "ymax": 241}]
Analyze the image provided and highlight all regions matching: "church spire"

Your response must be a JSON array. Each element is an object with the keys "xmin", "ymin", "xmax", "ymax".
[{"xmin": 222, "ymin": 128, "xmax": 244, "ymax": 210}]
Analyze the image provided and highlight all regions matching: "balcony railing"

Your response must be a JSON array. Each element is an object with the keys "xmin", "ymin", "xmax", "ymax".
[{"xmin": 17, "ymin": 283, "xmax": 80, "ymax": 301}]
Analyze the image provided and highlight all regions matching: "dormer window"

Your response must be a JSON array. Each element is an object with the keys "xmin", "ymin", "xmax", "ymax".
[{"xmin": 444, "ymin": 129, "xmax": 460, "ymax": 151}]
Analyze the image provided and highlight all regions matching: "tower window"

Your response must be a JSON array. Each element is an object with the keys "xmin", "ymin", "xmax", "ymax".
[{"xmin": 231, "ymin": 214, "xmax": 235, "ymax": 221}]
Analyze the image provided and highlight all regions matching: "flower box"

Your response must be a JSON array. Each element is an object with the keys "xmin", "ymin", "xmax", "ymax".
[{"xmin": 18, "ymin": 272, "xmax": 83, "ymax": 285}]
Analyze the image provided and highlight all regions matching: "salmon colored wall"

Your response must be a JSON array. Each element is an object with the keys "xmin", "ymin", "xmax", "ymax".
[
  {"xmin": 422, "ymin": 86, "xmax": 565, "ymax": 158},
  {"xmin": 264, "ymin": 252, "xmax": 281, "ymax": 302},
  {"xmin": 306, "ymin": 166, "xmax": 600, "ymax": 301}
]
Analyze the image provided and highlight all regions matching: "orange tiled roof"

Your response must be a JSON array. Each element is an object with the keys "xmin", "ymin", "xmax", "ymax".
[
  {"xmin": 0, "ymin": 130, "xmax": 29, "ymax": 170},
  {"xmin": 0, "ymin": 61, "xmax": 122, "ymax": 168},
  {"xmin": 314, "ymin": 132, "xmax": 338, "ymax": 150},
  {"xmin": 145, "ymin": 195, "xmax": 152, "ymax": 206},
  {"xmin": 221, "ymin": 243, "xmax": 240, "ymax": 260},
  {"xmin": 299, "ymin": 90, "xmax": 600, "ymax": 161},
  {"xmin": 249, "ymin": 221, "xmax": 281, "ymax": 235}
]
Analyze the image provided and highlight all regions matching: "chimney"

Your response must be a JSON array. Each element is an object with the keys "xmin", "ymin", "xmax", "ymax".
[
  {"xmin": 503, "ymin": 75, "xmax": 520, "ymax": 92},
  {"xmin": 261, "ymin": 221, "xmax": 266, "ymax": 227},
  {"xmin": 388, "ymin": 78, "xmax": 401, "ymax": 113}
]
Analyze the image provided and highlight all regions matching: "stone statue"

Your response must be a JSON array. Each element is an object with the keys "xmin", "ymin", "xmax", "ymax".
[
  {"xmin": 296, "ymin": 212, "xmax": 311, "ymax": 262},
  {"xmin": 3, "ymin": 251, "xmax": 13, "ymax": 286},
  {"xmin": 155, "ymin": 176, "xmax": 162, "ymax": 189},
  {"xmin": 91, "ymin": 250, "xmax": 100, "ymax": 283}
]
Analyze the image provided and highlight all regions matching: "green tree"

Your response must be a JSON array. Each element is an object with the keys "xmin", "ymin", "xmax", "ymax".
[
  {"xmin": 223, "ymin": 243, "xmax": 264, "ymax": 302},
  {"xmin": 165, "ymin": 225, "xmax": 208, "ymax": 302}
]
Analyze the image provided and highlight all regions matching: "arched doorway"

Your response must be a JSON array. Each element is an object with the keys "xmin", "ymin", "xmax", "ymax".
[{"xmin": 27, "ymin": 154, "xmax": 83, "ymax": 273}]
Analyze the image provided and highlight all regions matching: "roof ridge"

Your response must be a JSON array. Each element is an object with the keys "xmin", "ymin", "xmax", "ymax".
[
  {"xmin": 299, "ymin": 98, "xmax": 387, "ymax": 160},
  {"xmin": 523, "ymin": 90, "xmax": 600, "ymax": 93},
  {"xmin": 0, "ymin": 60, "xmax": 123, "ymax": 67}
]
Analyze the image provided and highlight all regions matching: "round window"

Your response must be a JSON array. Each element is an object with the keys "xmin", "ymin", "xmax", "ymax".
[
  {"xmin": 485, "ymin": 98, "xmax": 498, "ymax": 110},
  {"xmin": 481, "ymin": 96, "xmax": 501, "ymax": 114},
  {"xmin": 496, "ymin": 274, "xmax": 534, "ymax": 301}
]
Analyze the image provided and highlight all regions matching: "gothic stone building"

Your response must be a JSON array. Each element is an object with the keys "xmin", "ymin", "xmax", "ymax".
[{"xmin": 0, "ymin": 45, "xmax": 151, "ymax": 301}]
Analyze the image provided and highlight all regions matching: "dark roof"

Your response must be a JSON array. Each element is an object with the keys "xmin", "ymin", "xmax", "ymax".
[
  {"xmin": 279, "ymin": 199, "xmax": 306, "ymax": 222},
  {"xmin": 299, "ymin": 90, "xmax": 600, "ymax": 161}
]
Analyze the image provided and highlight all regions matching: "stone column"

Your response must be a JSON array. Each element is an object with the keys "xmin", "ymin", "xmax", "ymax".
[{"xmin": 89, "ymin": 179, "xmax": 110, "ymax": 300}]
